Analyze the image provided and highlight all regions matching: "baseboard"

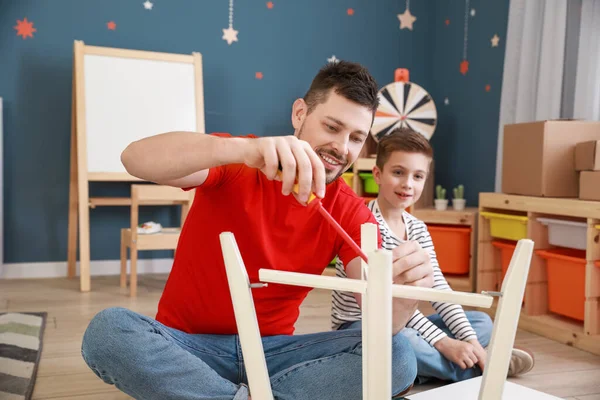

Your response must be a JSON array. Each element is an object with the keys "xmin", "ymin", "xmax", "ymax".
[{"xmin": 0, "ymin": 258, "xmax": 174, "ymax": 279}]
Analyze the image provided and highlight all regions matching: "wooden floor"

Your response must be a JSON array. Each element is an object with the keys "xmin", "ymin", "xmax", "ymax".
[{"xmin": 1, "ymin": 274, "xmax": 600, "ymax": 400}]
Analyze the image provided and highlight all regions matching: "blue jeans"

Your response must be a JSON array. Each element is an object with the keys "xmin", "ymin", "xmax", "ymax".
[
  {"xmin": 399, "ymin": 311, "xmax": 494, "ymax": 384},
  {"xmin": 81, "ymin": 307, "xmax": 416, "ymax": 400}
]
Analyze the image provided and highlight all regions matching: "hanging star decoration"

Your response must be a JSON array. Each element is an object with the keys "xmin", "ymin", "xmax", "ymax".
[
  {"xmin": 14, "ymin": 18, "xmax": 36, "ymax": 39},
  {"xmin": 444, "ymin": 97, "xmax": 450, "ymax": 106},
  {"xmin": 398, "ymin": 0, "xmax": 416, "ymax": 31},
  {"xmin": 107, "ymin": 21, "xmax": 116, "ymax": 30},
  {"xmin": 222, "ymin": 27, "xmax": 238, "ymax": 44},
  {"xmin": 327, "ymin": 55, "xmax": 339, "ymax": 63},
  {"xmin": 460, "ymin": 60, "xmax": 469, "ymax": 75},
  {"xmin": 485, "ymin": 84, "xmax": 491, "ymax": 92},
  {"xmin": 470, "ymin": 8, "xmax": 476, "ymax": 17},
  {"xmin": 255, "ymin": 72, "xmax": 264, "ymax": 80},
  {"xmin": 267, "ymin": 1, "xmax": 274, "ymax": 9},
  {"xmin": 347, "ymin": 8, "xmax": 355, "ymax": 16},
  {"xmin": 445, "ymin": 19, "xmax": 450, "ymax": 26},
  {"xmin": 491, "ymin": 34, "xmax": 500, "ymax": 47},
  {"xmin": 223, "ymin": 0, "xmax": 238, "ymax": 45},
  {"xmin": 460, "ymin": 0, "xmax": 470, "ymax": 75},
  {"xmin": 144, "ymin": 1, "xmax": 153, "ymax": 10}
]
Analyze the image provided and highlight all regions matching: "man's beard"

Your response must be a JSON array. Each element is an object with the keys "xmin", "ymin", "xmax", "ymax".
[{"xmin": 297, "ymin": 123, "xmax": 348, "ymax": 184}]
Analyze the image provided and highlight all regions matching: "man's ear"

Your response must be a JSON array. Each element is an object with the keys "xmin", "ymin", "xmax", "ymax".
[
  {"xmin": 291, "ymin": 98, "xmax": 307, "ymax": 130},
  {"xmin": 373, "ymin": 165, "xmax": 382, "ymax": 185}
]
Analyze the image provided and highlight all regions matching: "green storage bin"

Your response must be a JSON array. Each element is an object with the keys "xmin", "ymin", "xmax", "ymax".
[
  {"xmin": 359, "ymin": 173, "xmax": 379, "ymax": 194},
  {"xmin": 481, "ymin": 211, "xmax": 528, "ymax": 241}
]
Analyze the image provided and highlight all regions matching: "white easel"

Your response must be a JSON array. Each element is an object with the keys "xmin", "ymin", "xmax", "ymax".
[
  {"xmin": 68, "ymin": 41, "xmax": 204, "ymax": 291},
  {"xmin": 220, "ymin": 224, "xmax": 559, "ymax": 399}
]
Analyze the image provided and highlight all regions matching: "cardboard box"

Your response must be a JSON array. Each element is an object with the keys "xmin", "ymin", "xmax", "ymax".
[
  {"xmin": 579, "ymin": 171, "xmax": 600, "ymax": 201},
  {"xmin": 502, "ymin": 120, "xmax": 600, "ymax": 197},
  {"xmin": 575, "ymin": 140, "xmax": 600, "ymax": 171}
]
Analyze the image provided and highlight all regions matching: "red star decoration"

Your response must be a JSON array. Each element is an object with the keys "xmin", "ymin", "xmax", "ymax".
[
  {"xmin": 485, "ymin": 84, "xmax": 491, "ymax": 92},
  {"xmin": 255, "ymin": 72, "xmax": 264, "ymax": 80},
  {"xmin": 14, "ymin": 18, "xmax": 36, "ymax": 39},
  {"xmin": 267, "ymin": 1, "xmax": 274, "ymax": 9},
  {"xmin": 107, "ymin": 21, "xmax": 116, "ymax": 30},
  {"xmin": 347, "ymin": 8, "xmax": 354, "ymax": 16},
  {"xmin": 445, "ymin": 19, "xmax": 450, "ymax": 26},
  {"xmin": 460, "ymin": 60, "xmax": 469, "ymax": 75}
]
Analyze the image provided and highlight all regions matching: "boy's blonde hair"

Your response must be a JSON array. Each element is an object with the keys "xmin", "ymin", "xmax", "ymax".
[{"xmin": 375, "ymin": 127, "xmax": 433, "ymax": 170}]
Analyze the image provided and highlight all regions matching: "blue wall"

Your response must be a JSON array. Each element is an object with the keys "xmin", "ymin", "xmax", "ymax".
[
  {"xmin": 1, "ymin": 0, "xmax": 437, "ymax": 263},
  {"xmin": 428, "ymin": 1, "xmax": 510, "ymax": 207}
]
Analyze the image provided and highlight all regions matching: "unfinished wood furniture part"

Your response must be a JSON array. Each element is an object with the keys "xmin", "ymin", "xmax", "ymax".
[
  {"xmin": 67, "ymin": 41, "xmax": 205, "ymax": 292},
  {"xmin": 220, "ymin": 221, "xmax": 542, "ymax": 399},
  {"xmin": 120, "ymin": 184, "xmax": 194, "ymax": 297},
  {"xmin": 477, "ymin": 192, "xmax": 600, "ymax": 356}
]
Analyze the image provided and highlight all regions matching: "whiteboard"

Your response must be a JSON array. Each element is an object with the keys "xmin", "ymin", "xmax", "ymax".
[{"xmin": 83, "ymin": 54, "xmax": 198, "ymax": 174}]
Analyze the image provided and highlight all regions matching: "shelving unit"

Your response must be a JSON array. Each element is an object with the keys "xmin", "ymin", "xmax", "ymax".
[
  {"xmin": 349, "ymin": 157, "xmax": 478, "ymax": 293},
  {"xmin": 477, "ymin": 192, "xmax": 600, "ymax": 356},
  {"xmin": 412, "ymin": 207, "xmax": 478, "ymax": 292}
]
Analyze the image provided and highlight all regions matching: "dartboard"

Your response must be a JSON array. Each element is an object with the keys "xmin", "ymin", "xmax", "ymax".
[{"xmin": 371, "ymin": 81, "xmax": 437, "ymax": 142}]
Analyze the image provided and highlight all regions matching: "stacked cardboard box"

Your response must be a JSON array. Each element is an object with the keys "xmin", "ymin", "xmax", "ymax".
[
  {"xmin": 501, "ymin": 120, "xmax": 600, "ymax": 200},
  {"xmin": 576, "ymin": 140, "xmax": 600, "ymax": 201}
]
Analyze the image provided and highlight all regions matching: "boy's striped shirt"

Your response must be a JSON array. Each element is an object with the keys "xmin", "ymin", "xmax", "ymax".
[{"xmin": 331, "ymin": 199, "xmax": 477, "ymax": 346}]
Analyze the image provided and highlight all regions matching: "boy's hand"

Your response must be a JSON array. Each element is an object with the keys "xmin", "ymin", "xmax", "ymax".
[
  {"xmin": 468, "ymin": 339, "xmax": 487, "ymax": 371},
  {"xmin": 434, "ymin": 337, "xmax": 479, "ymax": 370},
  {"xmin": 391, "ymin": 241, "xmax": 434, "ymax": 288},
  {"xmin": 241, "ymin": 135, "xmax": 326, "ymax": 202}
]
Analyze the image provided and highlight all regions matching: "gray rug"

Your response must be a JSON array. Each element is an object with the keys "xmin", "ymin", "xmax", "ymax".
[{"xmin": 0, "ymin": 312, "xmax": 46, "ymax": 400}]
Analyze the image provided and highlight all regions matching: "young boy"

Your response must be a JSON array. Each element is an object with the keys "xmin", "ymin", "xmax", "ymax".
[{"xmin": 331, "ymin": 127, "xmax": 535, "ymax": 384}]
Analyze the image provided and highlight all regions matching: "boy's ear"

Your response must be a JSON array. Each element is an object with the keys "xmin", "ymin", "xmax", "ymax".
[{"xmin": 373, "ymin": 165, "xmax": 382, "ymax": 185}]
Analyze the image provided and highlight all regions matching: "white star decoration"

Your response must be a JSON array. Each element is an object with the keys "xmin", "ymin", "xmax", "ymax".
[
  {"xmin": 491, "ymin": 34, "xmax": 500, "ymax": 47},
  {"xmin": 327, "ymin": 55, "xmax": 339, "ymax": 63},
  {"xmin": 398, "ymin": 9, "xmax": 417, "ymax": 30},
  {"xmin": 470, "ymin": 8, "xmax": 476, "ymax": 17},
  {"xmin": 222, "ymin": 27, "xmax": 238, "ymax": 45},
  {"xmin": 444, "ymin": 97, "xmax": 450, "ymax": 105},
  {"xmin": 143, "ymin": 0, "xmax": 153, "ymax": 10}
]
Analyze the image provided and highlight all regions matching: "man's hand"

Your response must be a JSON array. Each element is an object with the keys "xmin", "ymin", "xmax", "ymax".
[
  {"xmin": 242, "ymin": 136, "xmax": 326, "ymax": 203},
  {"xmin": 392, "ymin": 241, "xmax": 434, "ymax": 288},
  {"xmin": 468, "ymin": 339, "xmax": 487, "ymax": 371},
  {"xmin": 434, "ymin": 337, "xmax": 479, "ymax": 370}
]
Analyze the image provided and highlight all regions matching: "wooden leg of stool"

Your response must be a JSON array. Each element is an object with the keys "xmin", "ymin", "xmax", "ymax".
[
  {"xmin": 120, "ymin": 230, "xmax": 127, "ymax": 289},
  {"xmin": 130, "ymin": 245, "xmax": 138, "ymax": 297}
]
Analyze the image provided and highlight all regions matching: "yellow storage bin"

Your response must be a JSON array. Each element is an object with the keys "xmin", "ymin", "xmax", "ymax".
[
  {"xmin": 480, "ymin": 211, "xmax": 528, "ymax": 241},
  {"xmin": 341, "ymin": 172, "xmax": 353, "ymax": 187}
]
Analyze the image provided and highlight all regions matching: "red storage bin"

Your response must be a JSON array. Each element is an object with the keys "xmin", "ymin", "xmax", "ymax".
[
  {"xmin": 491, "ymin": 239, "xmax": 517, "ymax": 279},
  {"xmin": 536, "ymin": 248, "xmax": 587, "ymax": 321},
  {"xmin": 428, "ymin": 225, "xmax": 471, "ymax": 275}
]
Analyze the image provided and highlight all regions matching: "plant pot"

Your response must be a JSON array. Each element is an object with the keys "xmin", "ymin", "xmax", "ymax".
[
  {"xmin": 434, "ymin": 199, "xmax": 448, "ymax": 211},
  {"xmin": 452, "ymin": 198, "xmax": 466, "ymax": 211}
]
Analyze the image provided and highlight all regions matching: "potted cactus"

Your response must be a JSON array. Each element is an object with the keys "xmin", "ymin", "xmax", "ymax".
[
  {"xmin": 434, "ymin": 185, "xmax": 448, "ymax": 211},
  {"xmin": 452, "ymin": 184, "xmax": 466, "ymax": 210}
]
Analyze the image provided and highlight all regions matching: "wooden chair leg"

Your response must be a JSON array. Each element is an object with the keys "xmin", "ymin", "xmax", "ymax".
[
  {"xmin": 120, "ymin": 230, "xmax": 127, "ymax": 289},
  {"xmin": 130, "ymin": 245, "xmax": 138, "ymax": 297}
]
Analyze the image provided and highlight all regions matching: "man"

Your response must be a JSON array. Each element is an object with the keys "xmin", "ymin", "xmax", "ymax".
[{"xmin": 81, "ymin": 61, "xmax": 434, "ymax": 400}]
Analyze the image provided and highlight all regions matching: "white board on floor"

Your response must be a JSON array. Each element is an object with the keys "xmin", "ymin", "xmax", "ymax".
[{"xmin": 407, "ymin": 377, "xmax": 563, "ymax": 400}]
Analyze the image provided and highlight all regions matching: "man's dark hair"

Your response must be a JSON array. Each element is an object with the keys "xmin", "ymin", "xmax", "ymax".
[{"xmin": 304, "ymin": 60, "xmax": 379, "ymax": 118}]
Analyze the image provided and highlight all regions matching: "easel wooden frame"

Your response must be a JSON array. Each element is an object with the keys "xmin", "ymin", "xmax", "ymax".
[
  {"xmin": 67, "ymin": 41, "xmax": 205, "ymax": 291},
  {"xmin": 220, "ymin": 224, "xmax": 537, "ymax": 399}
]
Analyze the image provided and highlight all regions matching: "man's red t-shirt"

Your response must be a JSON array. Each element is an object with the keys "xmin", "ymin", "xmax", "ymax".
[{"xmin": 155, "ymin": 134, "xmax": 380, "ymax": 336}]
